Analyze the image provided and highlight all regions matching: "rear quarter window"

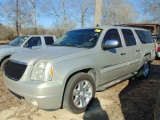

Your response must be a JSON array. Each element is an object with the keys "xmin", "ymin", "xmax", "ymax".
[{"xmin": 135, "ymin": 30, "xmax": 154, "ymax": 44}]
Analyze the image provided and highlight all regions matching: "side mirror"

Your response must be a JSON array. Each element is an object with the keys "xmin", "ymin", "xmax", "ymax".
[{"xmin": 102, "ymin": 40, "xmax": 119, "ymax": 49}]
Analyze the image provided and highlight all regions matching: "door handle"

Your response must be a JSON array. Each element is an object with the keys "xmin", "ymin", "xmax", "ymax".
[
  {"xmin": 136, "ymin": 49, "xmax": 140, "ymax": 52},
  {"xmin": 120, "ymin": 52, "xmax": 126, "ymax": 55}
]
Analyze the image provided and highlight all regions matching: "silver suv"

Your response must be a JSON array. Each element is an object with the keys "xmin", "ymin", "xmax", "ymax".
[{"xmin": 3, "ymin": 26, "xmax": 155, "ymax": 114}]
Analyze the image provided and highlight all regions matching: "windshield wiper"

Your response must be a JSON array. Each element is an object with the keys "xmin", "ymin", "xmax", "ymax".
[
  {"xmin": 52, "ymin": 43, "xmax": 61, "ymax": 46},
  {"xmin": 9, "ymin": 44, "xmax": 19, "ymax": 46}
]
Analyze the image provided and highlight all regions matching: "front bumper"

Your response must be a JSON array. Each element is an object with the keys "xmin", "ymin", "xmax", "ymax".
[{"xmin": 3, "ymin": 74, "xmax": 64, "ymax": 110}]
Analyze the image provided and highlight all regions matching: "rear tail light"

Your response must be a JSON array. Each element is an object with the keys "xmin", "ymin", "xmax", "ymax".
[{"xmin": 158, "ymin": 47, "xmax": 160, "ymax": 52}]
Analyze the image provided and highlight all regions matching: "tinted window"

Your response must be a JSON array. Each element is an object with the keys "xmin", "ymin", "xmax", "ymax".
[
  {"xmin": 122, "ymin": 29, "xmax": 136, "ymax": 46},
  {"xmin": 24, "ymin": 37, "xmax": 42, "ymax": 47},
  {"xmin": 54, "ymin": 29, "xmax": 102, "ymax": 48},
  {"xmin": 44, "ymin": 37, "xmax": 54, "ymax": 45},
  {"xmin": 9, "ymin": 36, "xmax": 29, "ymax": 46},
  {"xmin": 135, "ymin": 30, "xmax": 154, "ymax": 44},
  {"xmin": 103, "ymin": 29, "xmax": 122, "ymax": 47}
]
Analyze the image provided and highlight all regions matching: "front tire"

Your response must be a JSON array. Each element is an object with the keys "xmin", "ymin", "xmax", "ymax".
[{"xmin": 63, "ymin": 72, "xmax": 95, "ymax": 114}]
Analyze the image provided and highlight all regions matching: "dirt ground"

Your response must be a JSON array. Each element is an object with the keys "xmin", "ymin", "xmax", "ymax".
[{"xmin": 0, "ymin": 60, "xmax": 160, "ymax": 120}]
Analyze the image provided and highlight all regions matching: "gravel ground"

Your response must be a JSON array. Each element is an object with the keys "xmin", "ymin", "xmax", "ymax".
[{"xmin": 0, "ymin": 60, "xmax": 160, "ymax": 120}]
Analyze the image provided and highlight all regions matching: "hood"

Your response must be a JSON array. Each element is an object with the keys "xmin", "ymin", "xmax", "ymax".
[
  {"xmin": 10, "ymin": 46, "xmax": 87, "ymax": 65},
  {"xmin": 0, "ymin": 45, "xmax": 13, "ymax": 49},
  {"xmin": 0, "ymin": 45, "xmax": 19, "ymax": 56}
]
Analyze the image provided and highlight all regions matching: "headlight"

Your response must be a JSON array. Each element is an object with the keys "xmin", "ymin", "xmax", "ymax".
[{"xmin": 31, "ymin": 60, "xmax": 53, "ymax": 81}]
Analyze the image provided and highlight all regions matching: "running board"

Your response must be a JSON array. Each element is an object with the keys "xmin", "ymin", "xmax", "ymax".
[{"xmin": 96, "ymin": 72, "xmax": 137, "ymax": 91}]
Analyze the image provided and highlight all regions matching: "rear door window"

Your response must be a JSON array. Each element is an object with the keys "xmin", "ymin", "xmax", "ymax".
[
  {"xmin": 122, "ymin": 29, "xmax": 137, "ymax": 46},
  {"xmin": 44, "ymin": 36, "xmax": 54, "ymax": 45},
  {"xmin": 24, "ymin": 37, "xmax": 42, "ymax": 47}
]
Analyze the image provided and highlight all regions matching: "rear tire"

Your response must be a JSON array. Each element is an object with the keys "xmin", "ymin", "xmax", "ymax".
[
  {"xmin": 137, "ymin": 61, "xmax": 150, "ymax": 79},
  {"xmin": 1, "ymin": 58, "xmax": 9, "ymax": 73},
  {"xmin": 63, "ymin": 72, "xmax": 95, "ymax": 114}
]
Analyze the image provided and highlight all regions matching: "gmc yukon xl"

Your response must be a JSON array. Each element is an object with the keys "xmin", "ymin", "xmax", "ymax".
[{"xmin": 2, "ymin": 26, "xmax": 155, "ymax": 114}]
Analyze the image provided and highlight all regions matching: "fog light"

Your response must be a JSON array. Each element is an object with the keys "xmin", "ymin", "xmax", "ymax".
[{"xmin": 31, "ymin": 99, "xmax": 38, "ymax": 107}]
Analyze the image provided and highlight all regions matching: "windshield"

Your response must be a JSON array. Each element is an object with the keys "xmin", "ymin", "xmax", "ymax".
[
  {"xmin": 9, "ymin": 36, "xmax": 29, "ymax": 46},
  {"xmin": 54, "ymin": 29, "xmax": 102, "ymax": 48}
]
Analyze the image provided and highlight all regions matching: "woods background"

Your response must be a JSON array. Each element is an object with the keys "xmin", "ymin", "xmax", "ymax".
[{"xmin": 0, "ymin": 0, "xmax": 159, "ymax": 40}]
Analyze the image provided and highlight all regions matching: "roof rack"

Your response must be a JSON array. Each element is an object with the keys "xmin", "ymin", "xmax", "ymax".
[
  {"xmin": 113, "ymin": 24, "xmax": 145, "ymax": 29},
  {"xmin": 113, "ymin": 25, "xmax": 123, "ymax": 26}
]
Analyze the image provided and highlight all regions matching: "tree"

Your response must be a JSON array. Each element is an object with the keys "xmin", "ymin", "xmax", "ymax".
[
  {"xmin": 74, "ymin": 0, "xmax": 94, "ymax": 27},
  {"xmin": 16, "ymin": 0, "xmax": 19, "ymax": 36},
  {"xmin": 28, "ymin": 0, "xmax": 37, "ymax": 34},
  {"xmin": 2, "ymin": 0, "xmax": 31, "ymax": 36},
  {"xmin": 44, "ymin": 0, "xmax": 76, "ymax": 32},
  {"xmin": 27, "ymin": 0, "xmax": 42, "ymax": 34},
  {"xmin": 94, "ymin": 0, "xmax": 102, "ymax": 26},
  {"xmin": 141, "ymin": 0, "xmax": 160, "ymax": 23},
  {"xmin": 0, "ymin": 24, "xmax": 15, "ymax": 40},
  {"xmin": 102, "ymin": 0, "xmax": 138, "ymax": 25}
]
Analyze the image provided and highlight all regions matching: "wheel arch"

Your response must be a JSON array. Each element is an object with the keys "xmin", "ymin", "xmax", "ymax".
[
  {"xmin": 137, "ymin": 53, "xmax": 151, "ymax": 78},
  {"xmin": 143, "ymin": 53, "xmax": 151, "ymax": 61},
  {"xmin": 0, "ymin": 55, "xmax": 10, "ymax": 67},
  {"xmin": 140, "ymin": 53, "xmax": 151, "ymax": 68},
  {"xmin": 60, "ymin": 68, "xmax": 96, "ymax": 108}
]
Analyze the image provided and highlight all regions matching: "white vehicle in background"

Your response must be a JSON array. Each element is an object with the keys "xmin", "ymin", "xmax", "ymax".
[
  {"xmin": 155, "ymin": 35, "xmax": 160, "ymax": 58},
  {"xmin": 0, "ymin": 35, "xmax": 57, "ymax": 72}
]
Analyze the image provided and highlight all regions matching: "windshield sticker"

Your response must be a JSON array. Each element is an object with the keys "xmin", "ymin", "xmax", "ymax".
[{"xmin": 95, "ymin": 29, "xmax": 101, "ymax": 32}]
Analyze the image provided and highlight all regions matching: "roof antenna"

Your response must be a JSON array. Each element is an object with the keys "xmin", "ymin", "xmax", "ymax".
[{"xmin": 96, "ymin": 24, "xmax": 99, "ymax": 27}]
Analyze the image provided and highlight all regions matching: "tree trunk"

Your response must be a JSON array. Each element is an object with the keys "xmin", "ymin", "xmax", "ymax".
[
  {"xmin": 94, "ymin": 0, "xmax": 102, "ymax": 26},
  {"xmin": 32, "ymin": 0, "xmax": 37, "ymax": 34},
  {"xmin": 33, "ymin": 12, "xmax": 37, "ymax": 34},
  {"xmin": 81, "ymin": 13, "xmax": 84, "ymax": 27},
  {"xmin": 62, "ymin": 0, "xmax": 67, "ymax": 32},
  {"xmin": 16, "ymin": 0, "xmax": 19, "ymax": 37}
]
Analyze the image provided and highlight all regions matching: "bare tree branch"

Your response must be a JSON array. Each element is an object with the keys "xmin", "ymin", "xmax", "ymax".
[
  {"xmin": 27, "ymin": 0, "xmax": 37, "ymax": 34},
  {"xmin": 141, "ymin": 0, "xmax": 160, "ymax": 23},
  {"xmin": 102, "ymin": 0, "xmax": 138, "ymax": 25}
]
